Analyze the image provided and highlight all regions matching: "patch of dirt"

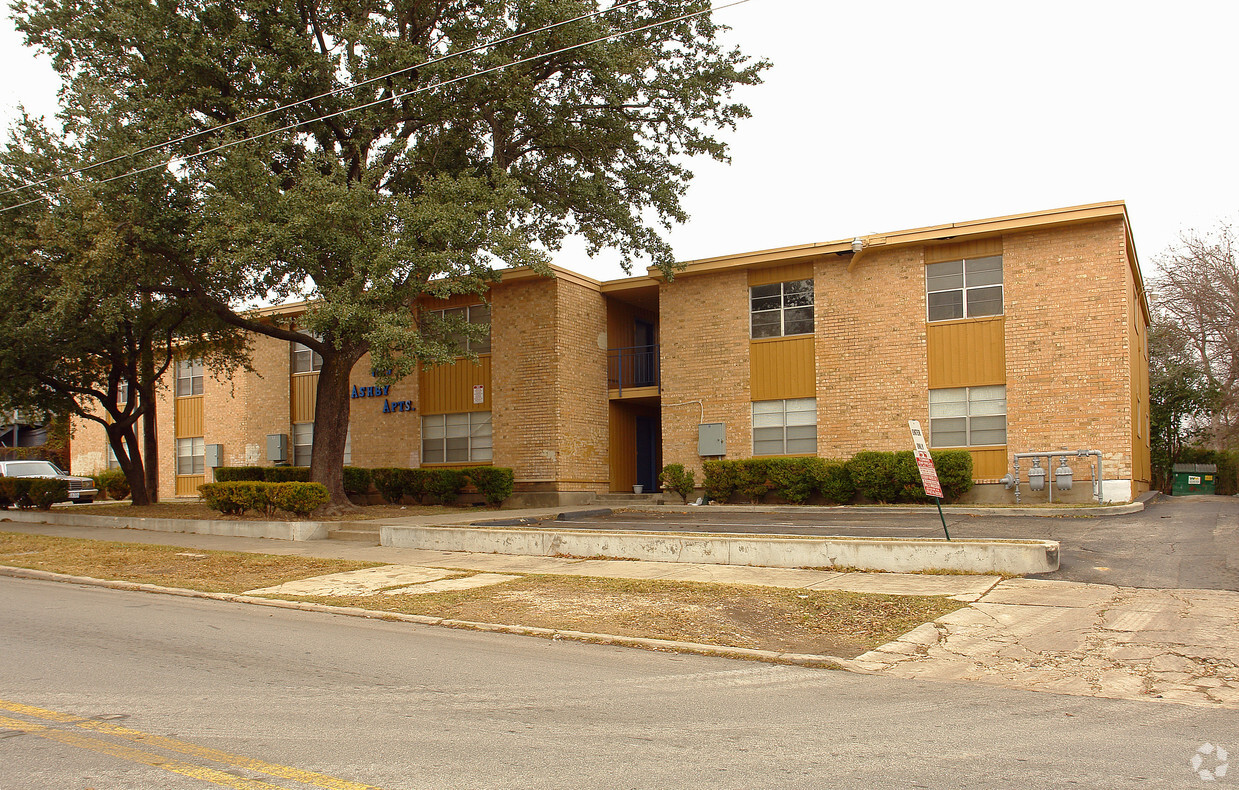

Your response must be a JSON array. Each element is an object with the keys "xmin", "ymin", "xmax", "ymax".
[{"xmin": 63, "ymin": 501, "xmax": 464, "ymax": 522}]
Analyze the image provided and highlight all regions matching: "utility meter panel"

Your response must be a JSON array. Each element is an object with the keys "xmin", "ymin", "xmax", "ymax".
[
  {"xmin": 266, "ymin": 434, "xmax": 288, "ymax": 464},
  {"xmin": 204, "ymin": 444, "xmax": 223, "ymax": 468},
  {"xmin": 698, "ymin": 423, "xmax": 726, "ymax": 457}
]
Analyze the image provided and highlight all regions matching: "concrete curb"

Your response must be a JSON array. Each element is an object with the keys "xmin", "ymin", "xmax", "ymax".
[
  {"xmin": 617, "ymin": 500, "xmax": 1147, "ymax": 518},
  {"xmin": 0, "ymin": 510, "xmax": 329, "ymax": 540},
  {"xmin": 382, "ymin": 524, "xmax": 1060, "ymax": 575},
  {"xmin": 0, "ymin": 565, "xmax": 853, "ymax": 670}
]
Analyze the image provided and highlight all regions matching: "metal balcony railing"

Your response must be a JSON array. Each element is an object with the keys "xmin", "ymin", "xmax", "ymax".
[{"xmin": 608, "ymin": 344, "xmax": 660, "ymax": 395}]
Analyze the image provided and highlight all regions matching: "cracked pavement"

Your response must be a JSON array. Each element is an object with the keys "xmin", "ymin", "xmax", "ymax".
[{"xmin": 852, "ymin": 578, "xmax": 1239, "ymax": 707}]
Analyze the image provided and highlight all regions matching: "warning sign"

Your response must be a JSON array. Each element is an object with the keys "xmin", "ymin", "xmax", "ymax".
[{"xmin": 908, "ymin": 420, "xmax": 944, "ymax": 499}]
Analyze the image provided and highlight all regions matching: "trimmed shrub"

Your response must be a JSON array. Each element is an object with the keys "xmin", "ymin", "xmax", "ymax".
[
  {"xmin": 931, "ymin": 450, "xmax": 974, "ymax": 501},
  {"xmin": 467, "ymin": 466, "xmax": 514, "ymax": 506},
  {"xmin": 343, "ymin": 466, "xmax": 372, "ymax": 496},
  {"xmin": 736, "ymin": 458, "xmax": 773, "ymax": 504},
  {"xmin": 28, "ymin": 479, "xmax": 69, "ymax": 510},
  {"xmin": 702, "ymin": 460, "xmax": 739, "ymax": 503},
  {"xmin": 658, "ymin": 463, "xmax": 696, "ymax": 503},
  {"xmin": 265, "ymin": 466, "xmax": 311, "ymax": 483},
  {"xmin": 817, "ymin": 460, "xmax": 855, "ymax": 504},
  {"xmin": 765, "ymin": 457, "xmax": 823, "ymax": 505},
  {"xmin": 848, "ymin": 451, "xmax": 904, "ymax": 503},
  {"xmin": 213, "ymin": 466, "xmax": 267, "ymax": 482},
  {"xmin": 425, "ymin": 468, "xmax": 467, "ymax": 504},
  {"xmin": 199, "ymin": 482, "xmax": 268, "ymax": 516},
  {"xmin": 96, "ymin": 468, "xmax": 131, "ymax": 500},
  {"xmin": 268, "ymin": 482, "xmax": 329, "ymax": 517},
  {"xmin": 0, "ymin": 477, "xmax": 34, "ymax": 509},
  {"xmin": 404, "ymin": 468, "xmax": 428, "ymax": 503},
  {"xmin": 371, "ymin": 467, "xmax": 409, "ymax": 504}
]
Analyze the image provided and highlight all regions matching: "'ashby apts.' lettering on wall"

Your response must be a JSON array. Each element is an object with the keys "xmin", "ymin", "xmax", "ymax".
[{"xmin": 351, "ymin": 382, "xmax": 414, "ymax": 414}]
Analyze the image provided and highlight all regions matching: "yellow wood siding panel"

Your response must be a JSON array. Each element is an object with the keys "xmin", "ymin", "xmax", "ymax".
[
  {"xmin": 924, "ymin": 236, "xmax": 1003, "ymax": 264},
  {"xmin": 750, "ymin": 336, "xmax": 815, "ymax": 401},
  {"xmin": 419, "ymin": 356, "xmax": 492, "ymax": 414},
  {"xmin": 748, "ymin": 262, "xmax": 814, "ymax": 287},
  {"xmin": 291, "ymin": 373, "xmax": 319, "ymax": 424},
  {"xmin": 969, "ymin": 448, "xmax": 1009, "ymax": 481},
  {"xmin": 175, "ymin": 474, "xmax": 205, "ymax": 497},
  {"xmin": 926, "ymin": 317, "xmax": 1006, "ymax": 388},
  {"xmin": 174, "ymin": 396, "xmax": 203, "ymax": 438}
]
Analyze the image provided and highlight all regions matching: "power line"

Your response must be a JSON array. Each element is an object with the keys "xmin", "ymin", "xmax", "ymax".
[
  {"xmin": 1, "ymin": 0, "xmax": 750, "ymax": 215},
  {"xmin": 0, "ymin": 0, "xmax": 650, "ymax": 199}
]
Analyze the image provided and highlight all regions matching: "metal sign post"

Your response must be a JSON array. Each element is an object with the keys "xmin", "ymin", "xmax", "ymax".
[{"xmin": 909, "ymin": 420, "xmax": 950, "ymax": 541}]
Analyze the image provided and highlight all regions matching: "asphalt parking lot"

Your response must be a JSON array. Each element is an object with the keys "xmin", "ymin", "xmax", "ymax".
[{"xmin": 552, "ymin": 495, "xmax": 1239, "ymax": 591}]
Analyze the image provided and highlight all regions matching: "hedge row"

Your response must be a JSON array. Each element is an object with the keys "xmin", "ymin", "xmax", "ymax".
[
  {"xmin": 0, "ymin": 478, "xmax": 70, "ymax": 510},
  {"xmin": 198, "ymin": 481, "xmax": 329, "ymax": 518},
  {"xmin": 370, "ymin": 466, "xmax": 514, "ymax": 506},
  {"xmin": 698, "ymin": 450, "xmax": 974, "ymax": 505},
  {"xmin": 210, "ymin": 465, "xmax": 515, "ymax": 506}
]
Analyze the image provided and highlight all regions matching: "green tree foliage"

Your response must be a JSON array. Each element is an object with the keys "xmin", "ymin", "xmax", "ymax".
[
  {"xmin": 1148, "ymin": 323, "xmax": 1219, "ymax": 490},
  {"xmin": 11, "ymin": 0, "xmax": 766, "ymax": 506},
  {"xmin": 0, "ymin": 120, "xmax": 245, "ymax": 505}
]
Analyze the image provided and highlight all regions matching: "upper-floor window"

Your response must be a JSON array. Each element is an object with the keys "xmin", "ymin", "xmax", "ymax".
[
  {"xmin": 292, "ymin": 341, "xmax": 323, "ymax": 374},
  {"xmin": 175, "ymin": 359, "xmax": 203, "ymax": 397},
  {"xmin": 750, "ymin": 279, "xmax": 814, "ymax": 339},
  {"xmin": 926, "ymin": 256, "xmax": 1003, "ymax": 321},
  {"xmin": 428, "ymin": 304, "xmax": 491, "ymax": 354},
  {"xmin": 117, "ymin": 379, "xmax": 129, "ymax": 405}
]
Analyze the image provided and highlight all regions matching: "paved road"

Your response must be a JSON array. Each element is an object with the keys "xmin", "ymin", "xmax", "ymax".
[
  {"xmin": 556, "ymin": 496, "xmax": 1239, "ymax": 590},
  {"xmin": 3, "ymin": 577, "xmax": 1238, "ymax": 789}
]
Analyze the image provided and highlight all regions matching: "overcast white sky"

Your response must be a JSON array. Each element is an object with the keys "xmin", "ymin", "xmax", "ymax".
[{"xmin": 3, "ymin": 0, "xmax": 1236, "ymax": 282}]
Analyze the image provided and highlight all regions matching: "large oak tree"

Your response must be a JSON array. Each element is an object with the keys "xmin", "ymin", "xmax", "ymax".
[{"xmin": 13, "ymin": 0, "xmax": 766, "ymax": 505}]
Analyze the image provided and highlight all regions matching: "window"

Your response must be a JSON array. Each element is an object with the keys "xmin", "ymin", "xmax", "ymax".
[
  {"xmin": 175, "ymin": 359, "xmax": 203, "ymax": 397},
  {"xmin": 343, "ymin": 428, "xmax": 352, "ymax": 467},
  {"xmin": 293, "ymin": 422, "xmax": 313, "ymax": 466},
  {"xmin": 752, "ymin": 398, "xmax": 817, "ymax": 455},
  {"xmin": 117, "ymin": 379, "xmax": 129, "ymax": 405},
  {"xmin": 926, "ymin": 256, "xmax": 1003, "ymax": 321},
  {"xmin": 292, "ymin": 341, "xmax": 323, "ymax": 374},
  {"xmin": 428, "ymin": 304, "xmax": 491, "ymax": 354},
  {"xmin": 750, "ymin": 279, "xmax": 814, "ymax": 339},
  {"xmin": 422, "ymin": 412, "xmax": 492, "ymax": 463},
  {"xmin": 107, "ymin": 443, "xmax": 119, "ymax": 470},
  {"xmin": 929, "ymin": 385, "xmax": 1007, "ymax": 447},
  {"xmin": 176, "ymin": 437, "xmax": 204, "ymax": 475}
]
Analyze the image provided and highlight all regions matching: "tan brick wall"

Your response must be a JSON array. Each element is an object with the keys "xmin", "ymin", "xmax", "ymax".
[
  {"xmin": 816, "ymin": 246, "xmax": 929, "ymax": 457},
  {"xmin": 491, "ymin": 277, "xmax": 559, "ymax": 483},
  {"xmin": 659, "ymin": 269, "xmax": 751, "ymax": 479},
  {"xmin": 553, "ymin": 279, "xmax": 609, "ymax": 492},
  {"xmin": 349, "ymin": 352, "xmax": 420, "ymax": 468},
  {"xmin": 1004, "ymin": 219, "xmax": 1134, "ymax": 480}
]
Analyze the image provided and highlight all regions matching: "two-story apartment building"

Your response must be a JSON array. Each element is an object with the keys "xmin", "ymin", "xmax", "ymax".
[{"xmin": 72, "ymin": 200, "xmax": 1151, "ymax": 503}]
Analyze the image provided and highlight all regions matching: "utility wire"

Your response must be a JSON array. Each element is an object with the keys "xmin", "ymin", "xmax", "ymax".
[
  {"xmin": 0, "ymin": 0, "xmax": 650, "ymax": 199},
  {"xmin": 1, "ymin": 0, "xmax": 750, "ymax": 215}
]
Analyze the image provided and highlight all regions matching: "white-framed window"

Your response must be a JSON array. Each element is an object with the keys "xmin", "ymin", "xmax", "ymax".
[
  {"xmin": 175, "ymin": 359, "xmax": 203, "ymax": 397},
  {"xmin": 107, "ymin": 443, "xmax": 119, "ymax": 470},
  {"xmin": 176, "ymin": 436, "xmax": 204, "ymax": 475},
  {"xmin": 293, "ymin": 422, "xmax": 313, "ymax": 466},
  {"xmin": 752, "ymin": 398, "xmax": 817, "ymax": 456},
  {"xmin": 750, "ymin": 279, "xmax": 814, "ymax": 339},
  {"xmin": 929, "ymin": 385, "xmax": 1007, "ymax": 447},
  {"xmin": 292, "ymin": 340, "xmax": 323, "ymax": 374},
  {"xmin": 344, "ymin": 428, "xmax": 352, "ymax": 467},
  {"xmin": 117, "ymin": 379, "xmax": 129, "ymax": 405},
  {"xmin": 926, "ymin": 256, "xmax": 1003, "ymax": 322},
  {"xmin": 427, "ymin": 304, "xmax": 491, "ymax": 354},
  {"xmin": 422, "ymin": 411, "xmax": 492, "ymax": 463}
]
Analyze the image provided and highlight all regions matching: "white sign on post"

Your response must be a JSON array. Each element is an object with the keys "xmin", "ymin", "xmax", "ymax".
[{"xmin": 908, "ymin": 420, "xmax": 944, "ymax": 499}]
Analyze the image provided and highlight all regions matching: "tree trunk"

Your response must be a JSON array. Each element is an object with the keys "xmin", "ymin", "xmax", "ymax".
[
  {"xmin": 309, "ymin": 346, "xmax": 366, "ymax": 508},
  {"xmin": 107, "ymin": 422, "xmax": 150, "ymax": 506},
  {"xmin": 140, "ymin": 337, "xmax": 159, "ymax": 503}
]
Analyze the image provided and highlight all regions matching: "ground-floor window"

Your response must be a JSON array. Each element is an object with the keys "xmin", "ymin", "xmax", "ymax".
[
  {"xmin": 422, "ymin": 411, "xmax": 492, "ymax": 463},
  {"xmin": 293, "ymin": 422, "xmax": 313, "ymax": 466},
  {"xmin": 752, "ymin": 398, "xmax": 817, "ymax": 455},
  {"xmin": 929, "ymin": 385, "xmax": 1007, "ymax": 447},
  {"xmin": 176, "ymin": 436, "xmax": 204, "ymax": 475}
]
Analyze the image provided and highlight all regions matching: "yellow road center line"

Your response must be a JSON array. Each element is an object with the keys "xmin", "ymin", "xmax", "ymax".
[
  {"xmin": 0, "ymin": 715, "xmax": 281, "ymax": 790},
  {"xmin": 0, "ymin": 700, "xmax": 388, "ymax": 790}
]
